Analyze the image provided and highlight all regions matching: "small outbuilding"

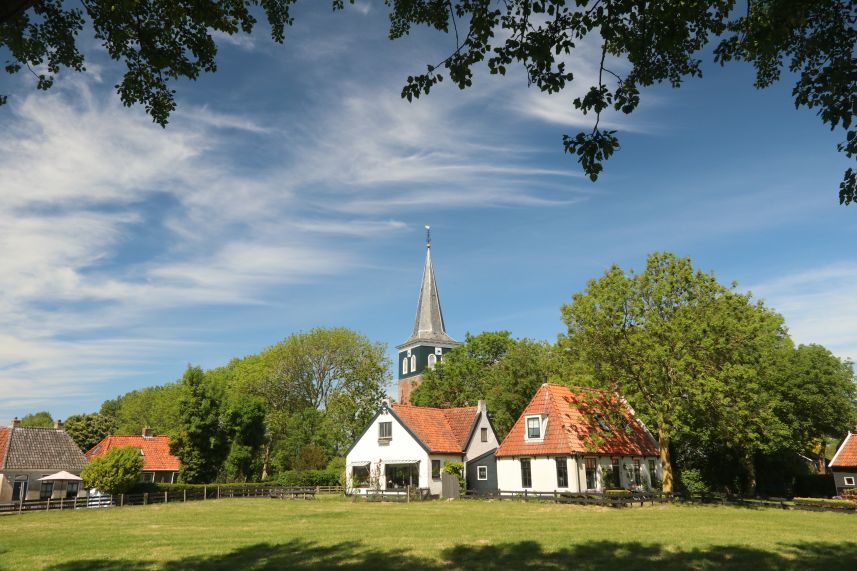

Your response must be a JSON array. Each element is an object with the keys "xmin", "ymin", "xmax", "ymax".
[{"xmin": 830, "ymin": 427, "xmax": 857, "ymax": 495}]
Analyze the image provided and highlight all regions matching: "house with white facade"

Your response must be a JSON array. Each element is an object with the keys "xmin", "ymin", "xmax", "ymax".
[
  {"xmin": 345, "ymin": 399, "xmax": 498, "ymax": 496},
  {"xmin": 496, "ymin": 384, "xmax": 661, "ymax": 493}
]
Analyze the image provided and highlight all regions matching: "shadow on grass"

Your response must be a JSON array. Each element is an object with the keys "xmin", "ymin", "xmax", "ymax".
[{"xmin": 46, "ymin": 539, "xmax": 857, "ymax": 571}]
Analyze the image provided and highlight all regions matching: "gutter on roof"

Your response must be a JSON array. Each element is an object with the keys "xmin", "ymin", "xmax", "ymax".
[{"xmin": 830, "ymin": 432, "xmax": 853, "ymax": 468}]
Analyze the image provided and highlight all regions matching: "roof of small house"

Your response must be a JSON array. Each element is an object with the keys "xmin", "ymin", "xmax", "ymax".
[
  {"xmin": 830, "ymin": 429, "xmax": 857, "ymax": 468},
  {"xmin": 0, "ymin": 426, "xmax": 88, "ymax": 471},
  {"xmin": 391, "ymin": 404, "xmax": 479, "ymax": 454},
  {"xmin": 86, "ymin": 435, "xmax": 180, "ymax": 472},
  {"xmin": 496, "ymin": 384, "xmax": 659, "ymax": 458},
  {"xmin": 0, "ymin": 427, "xmax": 10, "ymax": 468}
]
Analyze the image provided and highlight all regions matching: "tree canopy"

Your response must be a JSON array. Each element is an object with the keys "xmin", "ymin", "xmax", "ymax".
[
  {"xmin": 81, "ymin": 445, "xmax": 144, "ymax": 494},
  {"xmin": 19, "ymin": 410, "xmax": 53, "ymax": 428},
  {"xmin": 2, "ymin": 1, "xmax": 854, "ymax": 204}
]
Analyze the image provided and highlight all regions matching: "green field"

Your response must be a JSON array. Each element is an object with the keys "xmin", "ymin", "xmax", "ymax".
[{"xmin": 1, "ymin": 497, "xmax": 856, "ymax": 570}]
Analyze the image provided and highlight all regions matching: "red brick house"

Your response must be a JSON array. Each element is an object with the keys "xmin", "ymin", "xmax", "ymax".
[{"xmin": 86, "ymin": 428, "xmax": 180, "ymax": 484}]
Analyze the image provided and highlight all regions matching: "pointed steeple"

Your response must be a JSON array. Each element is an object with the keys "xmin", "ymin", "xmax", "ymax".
[{"xmin": 400, "ymin": 229, "xmax": 456, "ymax": 347}]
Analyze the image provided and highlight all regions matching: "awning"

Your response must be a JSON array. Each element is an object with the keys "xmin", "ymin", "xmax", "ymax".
[
  {"xmin": 386, "ymin": 460, "xmax": 420, "ymax": 465},
  {"xmin": 349, "ymin": 461, "xmax": 370, "ymax": 467},
  {"xmin": 38, "ymin": 471, "xmax": 82, "ymax": 482}
]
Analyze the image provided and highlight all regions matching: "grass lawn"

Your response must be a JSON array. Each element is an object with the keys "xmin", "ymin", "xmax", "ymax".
[{"xmin": 1, "ymin": 496, "xmax": 856, "ymax": 570}]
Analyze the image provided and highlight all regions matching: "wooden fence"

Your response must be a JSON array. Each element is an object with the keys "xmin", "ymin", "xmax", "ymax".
[
  {"xmin": 463, "ymin": 490, "xmax": 671, "ymax": 507},
  {"xmin": 0, "ymin": 485, "xmax": 315, "ymax": 516}
]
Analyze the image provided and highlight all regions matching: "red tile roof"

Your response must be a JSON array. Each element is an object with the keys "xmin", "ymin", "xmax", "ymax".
[
  {"xmin": 0, "ymin": 427, "xmax": 10, "ymax": 469},
  {"xmin": 496, "ymin": 384, "xmax": 659, "ymax": 458},
  {"xmin": 392, "ymin": 404, "xmax": 478, "ymax": 454},
  {"xmin": 86, "ymin": 435, "xmax": 180, "ymax": 471},
  {"xmin": 830, "ymin": 429, "xmax": 857, "ymax": 468}
]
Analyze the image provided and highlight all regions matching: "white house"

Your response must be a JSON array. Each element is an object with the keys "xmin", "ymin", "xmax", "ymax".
[
  {"xmin": 345, "ymin": 399, "xmax": 498, "ymax": 496},
  {"xmin": 496, "ymin": 384, "xmax": 661, "ymax": 493}
]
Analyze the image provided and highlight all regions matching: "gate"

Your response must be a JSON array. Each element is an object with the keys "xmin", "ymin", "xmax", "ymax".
[{"xmin": 441, "ymin": 473, "xmax": 460, "ymax": 499}]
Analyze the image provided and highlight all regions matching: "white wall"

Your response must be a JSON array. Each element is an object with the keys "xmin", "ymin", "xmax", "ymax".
[
  {"xmin": 464, "ymin": 411, "xmax": 499, "ymax": 462},
  {"xmin": 346, "ymin": 408, "xmax": 430, "ymax": 494},
  {"xmin": 499, "ymin": 455, "xmax": 662, "ymax": 493},
  {"xmin": 497, "ymin": 456, "xmax": 581, "ymax": 493}
]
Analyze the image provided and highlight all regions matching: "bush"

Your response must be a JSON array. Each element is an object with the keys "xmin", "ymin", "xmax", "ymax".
[
  {"xmin": 81, "ymin": 446, "xmax": 144, "ymax": 495},
  {"xmin": 841, "ymin": 489, "xmax": 857, "ymax": 502},
  {"xmin": 794, "ymin": 497, "xmax": 857, "ymax": 508},
  {"xmin": 276, "ymin": 469, "xmax": 341, "ymax": 487},
  {"xmin": 677, "ymin": 468, "xmax": 709, "ymax": 495}
]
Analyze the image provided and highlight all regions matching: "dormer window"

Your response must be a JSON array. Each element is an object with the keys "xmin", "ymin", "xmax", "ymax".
[
  {"xmin": 594, "ymin": 413, "xmax": 611, "ymax": 432},
  {"xmin": 527, "ymin": 416, "xmax": 541, "ymax": 439}
]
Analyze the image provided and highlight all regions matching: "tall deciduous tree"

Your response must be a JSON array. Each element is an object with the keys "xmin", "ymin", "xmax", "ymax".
[
  {"xmin": 64, "ymin": 413, "xmax": 117, "ymax": 452},
  {"xmin": 2, "ymin": 2, "xmax": 853, "ymax": 203},
  {"xmin": 20, "ymin": 411, "xmax": 53, "ymax": 427},
  {"xmin": 170, "ymin": 365, "xmax": 228, "ymax": 483},
  {"xmin": 560, "ymin": 252, "xmax": 792, "ymax": 493}
]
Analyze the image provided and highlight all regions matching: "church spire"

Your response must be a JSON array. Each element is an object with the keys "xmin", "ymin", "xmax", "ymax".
[{"xmin": 402, "ymin": 227, "xmax": 455, "ymax": 346}]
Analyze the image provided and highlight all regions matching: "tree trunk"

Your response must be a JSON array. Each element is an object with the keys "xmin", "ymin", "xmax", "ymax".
[
  {"xmin": 744, "ymin": 453, "xmax": 757, "ymax": 497},
  {"xmin": 659, "ymin": 430, "xmax": 673, "ymax": 493},
  {"xmin": 260, "ymin": 438, "xmax": 271, "ymax": 481}
]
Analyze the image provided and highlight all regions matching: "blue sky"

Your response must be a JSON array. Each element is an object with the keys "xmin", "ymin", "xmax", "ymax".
[{"xmin": 1, "ymin": 3, "xmax": 855, "ymax": 422}]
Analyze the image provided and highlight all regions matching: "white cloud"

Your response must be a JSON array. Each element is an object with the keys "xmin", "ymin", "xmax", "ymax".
[{"xmin": 750, "ymin": 264, "xmax": 857, "ymax": 362}]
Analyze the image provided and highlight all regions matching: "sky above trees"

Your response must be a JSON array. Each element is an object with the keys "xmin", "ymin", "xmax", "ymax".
[{"xmin": 0, "ymin": 2, "xmax": 854, "ymax": 421}]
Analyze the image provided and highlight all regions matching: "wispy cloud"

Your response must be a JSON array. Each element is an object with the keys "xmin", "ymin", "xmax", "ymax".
[{"xmin": 750, "ymin": 264, "xmax": 857, "ymax": 361}]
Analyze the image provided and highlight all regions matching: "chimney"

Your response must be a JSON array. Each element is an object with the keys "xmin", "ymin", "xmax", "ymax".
[
  {"xmin": 11, "ymin": 417, "xmax": 20, "ymax": 428},
  {"xmin": 54, "ymin": 419, "xmax": 64, "ymax": 431},
  {"xmin": 142, "ymin": 427, "xmax": 154, "ymax": 439},
  {"xmin": 477, "ymin": 399, "xmax": 486, "ymax": 413}
]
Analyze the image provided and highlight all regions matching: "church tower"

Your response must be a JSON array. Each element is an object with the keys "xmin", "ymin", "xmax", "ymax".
[{"xmin": 396, "ymin": 227, "xmax": 460, "ymax": 404}]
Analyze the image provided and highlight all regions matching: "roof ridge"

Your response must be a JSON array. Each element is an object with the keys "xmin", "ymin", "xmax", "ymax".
[{"xmin": 393, "ymin": 403, "xmax": 476, "ymax": 412}]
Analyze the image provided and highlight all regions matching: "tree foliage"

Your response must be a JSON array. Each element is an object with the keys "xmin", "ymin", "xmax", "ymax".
[
  {"xmin": 63, "ymin": 412, "xmax": 117, "ymax": 452},
  {"xmin": 2, "ymin": 1, "xmax": 853, "ymax": 203},
  {"xmin": 170, "ymin": 365, "xmax": 229, "ymax": 484},
  {"xmin": 81, "ymin": 445, "xmax": 144, "ymax": 494},
  {"xmin": 19, "ymin": 410, "xmax": 53, "ymax": 427}
]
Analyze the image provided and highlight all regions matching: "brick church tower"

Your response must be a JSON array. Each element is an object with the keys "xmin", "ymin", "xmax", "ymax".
[{"xmin": 396, "ymin": 228, "xmax": 460, "ymax": 404}]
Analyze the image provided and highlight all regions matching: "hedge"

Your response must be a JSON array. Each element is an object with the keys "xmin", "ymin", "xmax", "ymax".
[{"xmin": 276, "ymin": 469, "xmax": 341, "ymax": 487}]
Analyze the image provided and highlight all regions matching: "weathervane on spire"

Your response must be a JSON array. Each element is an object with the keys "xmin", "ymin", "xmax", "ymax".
[{"xmin": 425, "ymin": 225, "xmax": 431, "ymax": 249}]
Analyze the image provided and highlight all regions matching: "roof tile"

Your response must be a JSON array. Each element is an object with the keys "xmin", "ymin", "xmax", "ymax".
[
  {"xmin": 86, "ymin": 435, "xmax": 180, "ymax": 471},
  {"xmin": 496, "ymin": 384, "xmax": 659, "ymax": 458},
  {"xmin": 831, "ymin": 429, "xmax": 857, "ymax": 468},
  {"xmin": 392, "ymin": 404, "xmax": 477, "ymax": 454},
  {"xmin": 0, "ymin": 427, "xmax": 10, "ymax": 469},
  {"xmin": 3, "ymin": 427, "xmax": 88, "ymax": 471}
]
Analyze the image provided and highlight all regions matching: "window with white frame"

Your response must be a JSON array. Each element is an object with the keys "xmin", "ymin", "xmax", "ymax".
[
  {"xmin": 845, "ymin": 476, "xmax": 856, "ymax": 486},
  {"xmin": 526, "ymin": 416, "xmax": 541, "ymax": 439},
  {"xmin": 410, "ymin": 355, "xmax": 416, "ymax": 371},
  {"xmin": 402, "ymin": 358, "xmax": 408, "ymax": 375},
  {"xmin": 378, "ymin": 421, "xmax": 392, "ymax": 439},
  {"xmin": 520, "ymin": 458, "xmax": 532, "ymax": 488},
  {"xmin": 477, "ymin": 466, "xmax": 488, "ymax": 480},
  {"xmin": 427, "ymin": 353, "xmax": 437, "ymax": 369}
]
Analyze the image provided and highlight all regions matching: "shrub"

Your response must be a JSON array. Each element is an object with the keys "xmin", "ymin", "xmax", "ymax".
[
  {"xmin": 276, "ymin": 469, "xmax": 341, "ymax": 487},
  {"xmin": 677, "ymin": 468, "xmax": 708, "ymax": 495},
  {"xmin": 841, "ymin": 489, "xmax": 857, "ymax": 503},
  {"xmin": 794, "ymin": 497, "xmax": 857, "ymax": 508},
  {"xmin": 81, "ymin": 446, "xmax": 143, "ymax": 495},
  {"xmin": 793, "ymin": 474, "xmax": 836, "ymax": 498}
]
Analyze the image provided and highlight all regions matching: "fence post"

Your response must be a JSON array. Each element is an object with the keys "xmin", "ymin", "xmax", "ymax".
[
  {"xmin": 144, "ymin": 493, "xmax": 148, "ymax": 505},
  {"xmin": 60, "ymin": 497, "xmax": 64, "ymax": 511},
  {"xmin": 18, "ymin": 498, "xmax": 23, "ymax": 515},
  {"xmin": 183, "ymin": 489, "xmax": 187, "ymax": 502},
  {"xmin": 524, "ymin": 489, "xmax": 528, "ymax": 501},
  {"xmin": 46, "ymin": 498, "xmax": 50, "ymax": 511},
  {"xmin": 165, "ymin": 491, "xmax": 168, "ymax": 504},
  {"xmin": 217, "ymin": 486, "xmax": 221, "ymax": 500},
  {"xmin": 120, "ymin": 494, "xmax": 124, "ymax": 507},
  {"xmin": 203, "ymin": 485, "xmax": 207, "ymax": 500}
]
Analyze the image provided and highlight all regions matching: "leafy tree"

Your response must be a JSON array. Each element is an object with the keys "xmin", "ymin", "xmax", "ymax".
[
  {"xmin": 81, "ymin": 445, "xmax": 143, "ymax": 495},
  {"xmin": 104, "ymin": 383, "xmax": 182, "ymax": 435},
  {"xmin": 64, "ymin": 413, "xmax": 117, "ymax": 452},
  {"xmin": 2, "ymin": 2, "xmax": 853, "ymax": 203},
  {"xmin": 411, "ymin": 331, "xmax": 565, "ymax": 438},
  {"xmin": 293, "ymin": 443, "xmax": 327, "ymax": 471},
  {"xmin": 222, "ymin": 396, "xmax": 267, "ymax": 482},
  {"xmin": 560, "ymin": 252, "xmax": 794, "ymax": 493},
  {"xmin": 19, "ymin": 410, "xmax": 53, "ymax": 427},
  {"xmin": 170, "ymin": 365, "xmax": 228, "ymax": 483}
]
